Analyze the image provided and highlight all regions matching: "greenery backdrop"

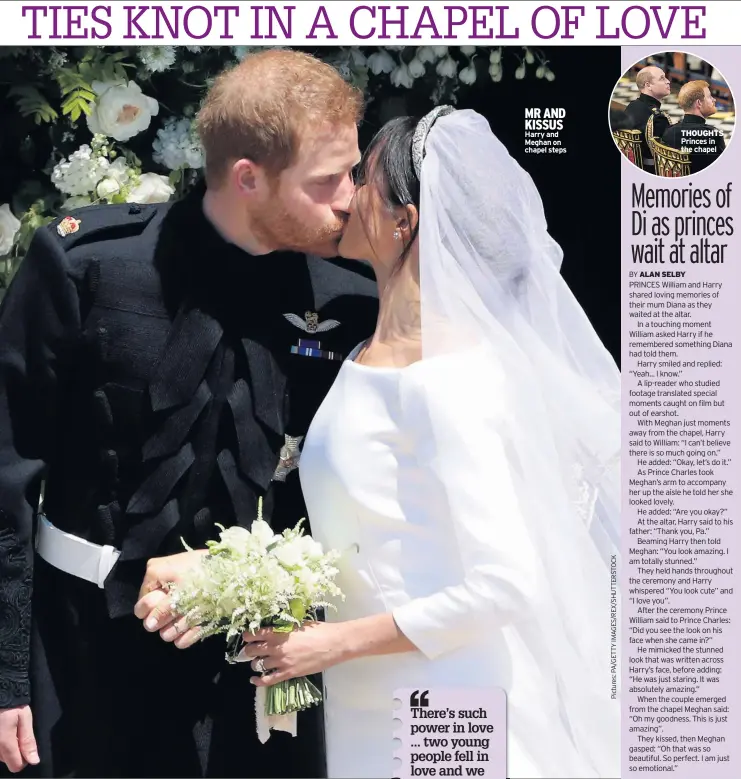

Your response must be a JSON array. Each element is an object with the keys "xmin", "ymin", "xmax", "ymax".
[{"xmin": 0, "ymin": 45, "xmax": 556, "ymax": 300}]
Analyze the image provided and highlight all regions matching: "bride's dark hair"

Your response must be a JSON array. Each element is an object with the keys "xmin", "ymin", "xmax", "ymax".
[{"xmin": 356, "ymin": 116, "xmax": 421, "ymax": 267}]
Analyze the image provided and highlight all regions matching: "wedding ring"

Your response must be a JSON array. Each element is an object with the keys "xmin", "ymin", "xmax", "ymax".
[
  {"xmin": 143, "ymin": 579, "xmax": 164, "ymax": 595},
  {"xmin": 148, "ymin": 579, "xmax": 173, "ymax": 594}
]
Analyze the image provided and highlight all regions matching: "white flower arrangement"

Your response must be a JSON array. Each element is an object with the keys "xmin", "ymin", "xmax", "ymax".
[
  {"xmin": 52, "ymin": 135, "xmax": 174, "ymax": 207},
  {"xmin": 52, "ymin": 140, "xmax": 111, "ymax": 197},
  {"xmin": 416, "ymin": 46, "xmax": 438, "ymax": 65},
  {"xmin": 167, "ymin": 499, "xmax": 343, "ymax": 736},
  {"xmin": 367, "ymin": 49, "xmax": 396, "ymax": 75},
  {"xmin": 459, "ymin": 63, "xmax": 478, "ymax": 85},
  {"xmin": 436, "ymin": 55, "xmax": 458, "ymax": 79},
  {"xmin": 152, "ymin": 116, "xmax": 205, "ymax": 171},
  {"xmin": 391, "ymin": 61, "xmax": 415, "ymax": 89},
  {"xmin": 407, "ymin": 56, "xmax": 426, "ymax": 79},
  {"xmin": 87, "ymin": 79, "xmax": 160, "ymax": 142},
  {"xmin": 128, "ymin": 173, "xmax": 176, "ymax": 204},
  {"xmin": 138, "ymin": 46, "xmax": 177, "ymax": 74}
]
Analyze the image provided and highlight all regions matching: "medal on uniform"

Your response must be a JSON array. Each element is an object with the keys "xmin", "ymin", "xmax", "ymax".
[{"xmin": 284, "ymin": 311, "xmax": 343, "ymax": 360}]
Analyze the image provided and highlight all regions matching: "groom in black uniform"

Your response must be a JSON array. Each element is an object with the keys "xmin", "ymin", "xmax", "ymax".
[{"xmin": 0, "ymin": 51, "xmax": 376, "ymax": 778}]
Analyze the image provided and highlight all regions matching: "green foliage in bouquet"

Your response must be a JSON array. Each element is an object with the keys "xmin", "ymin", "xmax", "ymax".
[
  {"xmin": 170, "ymin": 508, "xmax": 343, "ymax": 648},
  {"xmin": 168, "ymin": 498, "xmax": 343, "ymax": 716}
]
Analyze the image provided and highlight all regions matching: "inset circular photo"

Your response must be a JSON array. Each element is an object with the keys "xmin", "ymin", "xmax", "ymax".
[{"xmin": 609, "ymin": 52, "xmax": 734, "ymax": 176}]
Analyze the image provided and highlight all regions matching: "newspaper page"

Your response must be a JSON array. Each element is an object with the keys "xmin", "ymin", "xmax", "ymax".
[{"xmin": 0, "ymin": 2, "xmax": 737, "ymax": 778}]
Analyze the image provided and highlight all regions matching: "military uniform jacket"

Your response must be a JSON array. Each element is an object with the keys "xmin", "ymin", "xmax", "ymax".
[
  {"xmin": 0, "ymin": 189, "xmax": 377, "ymax": 777},
  {"xmin": 661, "ymin": 114, "xmax": 726, "ymax": 173},
  {"xmin": 624, "ymin": 93, "xmax": 670, "ymax": 165}
]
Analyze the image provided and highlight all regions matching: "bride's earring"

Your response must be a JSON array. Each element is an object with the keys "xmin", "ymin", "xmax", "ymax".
[{"xmin": 393, "ymin": 230, "xmax": 401, "ymax": 241}]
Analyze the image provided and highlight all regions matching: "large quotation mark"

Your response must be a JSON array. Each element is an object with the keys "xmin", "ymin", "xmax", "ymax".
[{"xmin": 409, "ymin": 690, "xmax": 430, "ymax": 707}]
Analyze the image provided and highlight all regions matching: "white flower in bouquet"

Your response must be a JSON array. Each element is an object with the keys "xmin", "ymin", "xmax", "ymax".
[
  {"xmin": 298, "ymin": 535, "xmax": 325, "ymax": 562},
  {"xmin": 138, "ymin": 46, "xmax": 177, "ymax": 73},
  {"xmin": 87, "ymin": 80, "xmax": 159, "ymax": 142},
  {"xmin": 51, "ymin": 144, "xmax": 108, "ymax": 196},
  {"xmin": 390, "ymin": 62, "xmax": 415, "ymax": 89},
  {"xmin": 251, "ymin": 518, "xmax": 280, "ymax": 549},
  {"xmin": 153, "ymin": 117, "xmax": 205, "ymax": 171},
  {"xmin": 127, "ymin": 173, "xmax": 175, "ymax": 204},
  {"xmin": 436, "ymin": 55, "xmax": 458, "ymax": 79},
  {"xmin": 273, "ymin": 537, "xmax": 309, "ymax": 569},
  {"xmin": 0, "ymin": 204, "xmax": 21, "ymax": 256},
  {"xmin": 459, "ymin": 64, "xmax": 477, "ymax": 85},
  {"xmin": 367, "ymin": 50, "xmax": 395, "ymax": 75},
  {"xmin": 168, "ymin": 500, "xmax": 343, "ymax": 740},
  {"xmin": 407, "ymin": 57, "xmax": 426, "ymax": 79}
]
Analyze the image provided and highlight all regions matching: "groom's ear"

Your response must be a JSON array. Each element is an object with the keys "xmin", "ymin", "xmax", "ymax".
[{"xmin": 232, "ymin": 158, "xmax": 269, "ymax": 198}]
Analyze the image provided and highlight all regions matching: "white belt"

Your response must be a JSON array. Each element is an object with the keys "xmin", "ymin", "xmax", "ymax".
[{"xmin": 35, "ymin": 516, "xmax": 121, "ymax": 589}]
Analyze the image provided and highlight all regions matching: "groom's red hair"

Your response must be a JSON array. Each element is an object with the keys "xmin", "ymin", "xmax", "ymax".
[{"xmin": 197, "ymin": 50, "xmax": 364, "ymax": 188}]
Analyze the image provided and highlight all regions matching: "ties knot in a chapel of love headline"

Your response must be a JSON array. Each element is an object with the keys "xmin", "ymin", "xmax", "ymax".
[{"xmin": 20, "ymin": 4, "xmax": 708, "ymax": 43}]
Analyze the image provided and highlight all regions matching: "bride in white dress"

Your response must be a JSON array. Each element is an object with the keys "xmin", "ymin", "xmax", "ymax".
[{"xmin": 243, "ymin": 108, "xmax": 621, "ymax": 778}]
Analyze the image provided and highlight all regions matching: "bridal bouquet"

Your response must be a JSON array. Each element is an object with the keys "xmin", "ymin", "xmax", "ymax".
[{"xmin": 168, "ymin": 500, "xmax": 343, "ymax": 741}]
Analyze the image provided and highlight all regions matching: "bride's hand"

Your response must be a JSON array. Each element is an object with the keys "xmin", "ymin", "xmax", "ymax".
[{"xmin": 239, "ymin": 622, "xmax": 353, "ymax": 686}]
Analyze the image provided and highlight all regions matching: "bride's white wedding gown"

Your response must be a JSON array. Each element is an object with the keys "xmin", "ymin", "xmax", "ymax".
[{"xmin": 299, "ymin": 346, "xmax": 601, "ymax": 779}]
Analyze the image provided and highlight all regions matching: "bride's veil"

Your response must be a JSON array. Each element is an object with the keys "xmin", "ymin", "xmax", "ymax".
[{"xmin": 415, "ymin": 108, "xmax": 620, "ymax": 776}]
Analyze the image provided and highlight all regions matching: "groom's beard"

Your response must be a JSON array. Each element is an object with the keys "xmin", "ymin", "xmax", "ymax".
[{"xmin": 250, "ymin": 200, "xmax": 347, "ymax": 257}]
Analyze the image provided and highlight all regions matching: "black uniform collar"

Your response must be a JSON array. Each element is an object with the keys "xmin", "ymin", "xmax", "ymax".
[
  {"xmin": 637, "ymin": 93, "xmax": 663, "ymax": 110},
  {"xmin": 681, "ymin": 114, "xmax": 708, "ymax": 125},
  {"xmin": 156, "ymin": 182, "xmax": 310, "ymax": 322},
  {"xmin": 178, "ymin": 182, "xmax": 300, "ymax": 275}
]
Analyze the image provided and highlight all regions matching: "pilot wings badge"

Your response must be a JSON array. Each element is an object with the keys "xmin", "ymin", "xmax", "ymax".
[
  {"xmin": 284, "ymin": 311, "xmax": 343, "ymax": 360},
  {"xmin": 284, "ymin": 311, "xmax": 340, "ymax": 334}
]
